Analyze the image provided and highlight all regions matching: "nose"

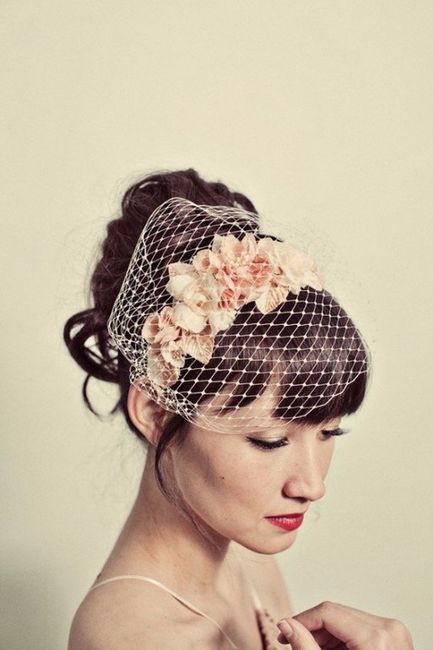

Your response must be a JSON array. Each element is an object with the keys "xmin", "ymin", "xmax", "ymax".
[{"xmin": 282, "ymin": 442, "xmax": 327, "ymax": 503}]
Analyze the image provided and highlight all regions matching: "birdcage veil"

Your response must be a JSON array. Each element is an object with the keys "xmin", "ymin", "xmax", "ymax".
[{"xmin": 107, "ymin": 197, "xmax": 370, "ymax": 434}]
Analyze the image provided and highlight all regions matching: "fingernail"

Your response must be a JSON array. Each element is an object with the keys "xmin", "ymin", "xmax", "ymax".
[
  {"xmin": 276, "ymin": 632, "xmax": 290, "ymax": 645},
  {"xmin": 277, "ymin": 620, "xmax": 293, "ymax": 639}
]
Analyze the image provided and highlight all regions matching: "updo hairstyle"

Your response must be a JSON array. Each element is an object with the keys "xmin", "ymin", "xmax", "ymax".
[{"xmin": 64, "ymin": 168, "xmax": 369, "ymax": 497}]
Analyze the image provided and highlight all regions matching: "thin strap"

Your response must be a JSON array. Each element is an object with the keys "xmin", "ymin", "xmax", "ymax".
[
  {"xmin": 88, "ymin": 575, "xmax": 239, "ymax": 649},
  {"xmin": 248, "ymin": 582, "xmax": 263, "ymax": 611}
]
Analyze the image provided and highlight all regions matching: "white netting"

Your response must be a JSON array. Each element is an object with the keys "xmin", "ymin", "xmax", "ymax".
[{"xmin": 107, "ymin": 197, "xmax": 370, "ymax": 434}]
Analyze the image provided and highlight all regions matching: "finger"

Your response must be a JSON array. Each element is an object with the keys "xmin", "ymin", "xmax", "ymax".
[
  {"xmin": 295, "ymin": 600, "xmax": 380, "ymax": 629},
  {"xmin": 292, "ymin": 601, "xmax": 378, "ymax": 645},
  {"xmin": 278, "ymin": 628, "xmax": 340, "ymax": 648},
  {"xmin": 277, "ymin": 617, "xmax": 321, "ymax": 650}
]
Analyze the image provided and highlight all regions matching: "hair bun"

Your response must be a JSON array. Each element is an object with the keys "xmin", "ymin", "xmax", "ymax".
[{"xmin": 63, "ymin": 168, "xmax": 258, "ymax": 426}]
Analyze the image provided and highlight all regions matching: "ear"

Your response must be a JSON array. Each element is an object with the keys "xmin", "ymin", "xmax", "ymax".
[{"xmin": 127, "ymin": 384, "xmax": 169, "ymax": 447}]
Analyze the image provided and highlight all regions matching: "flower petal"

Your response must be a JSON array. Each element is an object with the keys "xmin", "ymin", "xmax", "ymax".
[
  {"xmin": 166, "ymin": 273, "xmax": 197, "ymax": 300},
  {"xmin": 160, "ymin": 340, "xmax": 186, "ymax": 368},
  {"xmin": 255, "ymin": 284, "xmax": 289, "ymax": 314},
  {"xmin": 172, "ymin": 302, "xmax": 207, "ymax": 333},
  {"xmin": 181, "ymin": 330, "xmax": 214, "ymax": 364},
  {"xmin": 301, "ymin": 269, "xmax": 323, "ymax": 291},
  {"xmin": 142, "ymin": 312, "xmax": 160, "ymax": 343},
  {"xmin": 168, "ymin": 262, "xmax": 196, "ymax": 277},
  {"xmin": 208, "ymin": 308, "xmax": 237, "ymax": 333},
  {"xmin": 154, "ymin": 325, "xmax": 180, "ymax": 345},
  {"xmin": 147, "ymin": 346, "xmax": 180, "ymax": 388}
]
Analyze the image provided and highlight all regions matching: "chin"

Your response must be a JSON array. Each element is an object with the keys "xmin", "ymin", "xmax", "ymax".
[{"xmin": 236, "ymin": 531, "xmax": 299, "ymax": 555}]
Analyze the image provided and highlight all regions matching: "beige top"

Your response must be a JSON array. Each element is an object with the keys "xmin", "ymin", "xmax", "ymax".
[{"xmin": 88, "ymin": 574, "xmax": 280, "ymax": 650}]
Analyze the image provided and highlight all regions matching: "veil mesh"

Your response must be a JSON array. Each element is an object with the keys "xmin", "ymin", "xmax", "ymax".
[{"xmin": 107, "ymin": 197, "xmax": 370, "ymax": 434}]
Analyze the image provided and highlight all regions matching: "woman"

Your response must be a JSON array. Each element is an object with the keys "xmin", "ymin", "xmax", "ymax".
[{"xmin": 65, "ymin": 169, "xmax": 413, "ymax": 649}]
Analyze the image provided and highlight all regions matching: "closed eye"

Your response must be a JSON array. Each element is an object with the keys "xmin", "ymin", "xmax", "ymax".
[
  {"xmin": 247, "ymin": 428, "xmax": 349, "ymax": 451},
  {"xmin": 246, "ymin": 437, "xmax": 289, "ymax": 451},
  {"xmin": 320, "ymin": 427, "xmax": 349, "ymax": 440}
]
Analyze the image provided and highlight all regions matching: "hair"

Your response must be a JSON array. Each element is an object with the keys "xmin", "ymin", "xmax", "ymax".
[{"xmin": 64, "ymin": 168, "xmax": 370, "ymax": 502}]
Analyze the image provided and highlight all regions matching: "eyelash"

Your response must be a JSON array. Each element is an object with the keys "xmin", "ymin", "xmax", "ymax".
[{"xmin": 246, "ymin": 428, "xmax": 349, "ymax": 451}]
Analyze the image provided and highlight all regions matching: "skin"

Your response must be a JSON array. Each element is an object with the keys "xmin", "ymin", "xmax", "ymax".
[
  {"xmin": 277, "ymin": 602, "xmax": 414, "ymax": 649},
  {"xmin": 98, "ymin": 385, "xmax": 341, "ymax": 601},
  {"xmin": 70, "ymin": 386, "xmax": 413, "ymax": 648}
]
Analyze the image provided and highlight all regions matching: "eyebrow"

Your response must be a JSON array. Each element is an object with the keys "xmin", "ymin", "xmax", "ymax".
[{"xmin": 248, "ymin": 421, "xmax": 342, "ymax": 437}]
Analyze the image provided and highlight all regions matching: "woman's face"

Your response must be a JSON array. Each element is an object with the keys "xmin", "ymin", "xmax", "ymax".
[{"xmin": 167, "ymin": 392, "xmax": 343, "ymax": 554}]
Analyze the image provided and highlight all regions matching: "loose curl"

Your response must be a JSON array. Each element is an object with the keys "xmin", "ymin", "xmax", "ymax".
[{"xmin": 63, "ymin": 168, "xmax": 370, "ymax": 499}]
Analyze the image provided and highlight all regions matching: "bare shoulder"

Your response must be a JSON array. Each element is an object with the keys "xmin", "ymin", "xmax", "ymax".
[
  {"xmin": 68, "ymin": 579, "xmax": 209, "ymax": 650},
  {"xmin": 232, "ymin": 543, "xmax": 294, "ymax": 619}
]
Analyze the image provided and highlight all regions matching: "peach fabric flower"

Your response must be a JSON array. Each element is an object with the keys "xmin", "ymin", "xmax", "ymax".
[
  {"xmin": 259, "ymin": 238, "xmax": 322, "ymax": 293},
  {"xmin": 207, "ymin": 306, "xmax": 237, "ymax": 334},
  {"xmin": 141, "ymin": 306, "xmax": 186, "ymax": 387},
  {"xmin": 211, "ymin": 232, "xmax": 258, "ymax": 286},
  {"xmin": 208, "ymin": 233, "xmax": 272, "ymax": 310},
  {"xmin": 142, "ymin": 306, "xmax": 181, "ymax": 345},
  {"xmin": 167, "ymin": 263, "xmax": 220, "ymax": 332},
  {"xmin": 160, "ymin": 339, "xmax": 186, "ymax": 368},
  {"xmin": 146, "ymin": 345, "xmax": 181, "ymax": 389},
  {"xmin": 212, "ymin": 232, "xmax": 257, "ymax": 272},
  {"xmin": 179, "ymin": 323, "xmax": 214, "ymax": 365},
  {"xmin": 141, "ymin": 232, "xmax": 323, "ymax": 388},
  {"xmin": 192, "ymin": 249, "xmax": 224, "ymax": 276},
  {"xmin": 253, "ymin": 238, "xmax": 323, "ymax": 314},
  {"xmin": 247, "ymin": 251, "xmax": 274, "ymax": 289}
]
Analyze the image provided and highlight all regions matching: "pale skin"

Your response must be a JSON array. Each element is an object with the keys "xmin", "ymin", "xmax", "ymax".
[{"xmin": 68, "ymin": 387, "xmax": 413, "ymax": 649}]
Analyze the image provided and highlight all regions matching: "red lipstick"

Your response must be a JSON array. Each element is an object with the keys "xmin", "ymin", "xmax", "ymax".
[{"xmin": 266, "ymin": 513, "xmax": 304, "ymax": 531}]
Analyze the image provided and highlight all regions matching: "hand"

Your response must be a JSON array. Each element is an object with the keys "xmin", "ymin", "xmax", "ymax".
[{"xmin": 276, "ymin": 601, "xmax": 414, "ymax": 649}]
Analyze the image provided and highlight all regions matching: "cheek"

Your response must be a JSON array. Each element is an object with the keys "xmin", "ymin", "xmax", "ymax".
[
  {"xmin": 322, "ymin": 440, "xmax": 336, "ymax": 475},
  {"xmin": 174, "ymin": 443, "xmax": 271, "ymax": 518}
]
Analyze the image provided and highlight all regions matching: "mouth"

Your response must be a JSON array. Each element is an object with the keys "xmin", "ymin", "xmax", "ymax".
[{"xmin": 265, "ymin": 512, "xmax": 306, "ymax": 531}]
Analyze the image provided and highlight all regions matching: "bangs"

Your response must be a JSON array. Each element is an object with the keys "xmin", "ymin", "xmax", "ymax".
[{"xmin": 175, "ymin": 289, "xmax": 371, "ymax": 426}]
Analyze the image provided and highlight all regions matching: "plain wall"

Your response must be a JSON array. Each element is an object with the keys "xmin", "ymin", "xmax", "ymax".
[{"xmin": 2, "ymin": 1, "xmax": 432, "ymax": 648}]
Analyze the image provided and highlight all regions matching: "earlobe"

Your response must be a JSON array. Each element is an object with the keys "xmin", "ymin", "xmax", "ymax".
[{"xmin": 127, "ymin": 384, "xmax": 166, "ymax": 446}]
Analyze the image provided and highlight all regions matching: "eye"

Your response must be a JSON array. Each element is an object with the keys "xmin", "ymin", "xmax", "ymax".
[
  {"xmin": 246, "ymin": 437, "xmax": 289, "ymax": 451},
  {"xmin": 320, "ymin": 427, "xmax": 349, "ymax": 440},
  {"xmin": 246, "ymin": 427, "xmax": 350, "ymax": 451}
]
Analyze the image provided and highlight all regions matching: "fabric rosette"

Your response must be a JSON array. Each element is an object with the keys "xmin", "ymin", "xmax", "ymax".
[{"xmin": 141, "ymin": 232, "xmax": 323, "ymax": 388}]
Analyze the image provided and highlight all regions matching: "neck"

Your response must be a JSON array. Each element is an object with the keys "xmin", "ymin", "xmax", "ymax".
[{"xmin": 100, "ymin": 447, "xmax": 242, "ymax": 600}]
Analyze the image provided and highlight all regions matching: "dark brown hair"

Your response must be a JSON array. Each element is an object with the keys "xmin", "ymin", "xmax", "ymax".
[{"xmin": 63, "ymin": 168, "xmax": 370, "ymax": 497}]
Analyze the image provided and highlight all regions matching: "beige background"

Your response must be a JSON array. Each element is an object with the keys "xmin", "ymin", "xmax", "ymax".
[{"xmin": 2, "ymin": 1, "xmax": 432, "ymax": 648}]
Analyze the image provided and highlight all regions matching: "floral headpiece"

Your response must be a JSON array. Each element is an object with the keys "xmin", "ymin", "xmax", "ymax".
[
  {"xmin": 107, "ymin": 197, "xmax": 369, "ymax": 431},
  {"xmin": 141, "ymin": 231, "xmax": 323, "ymax": 389}
]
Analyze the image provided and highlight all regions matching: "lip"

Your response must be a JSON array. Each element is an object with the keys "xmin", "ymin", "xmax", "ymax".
[
  {"xmin": 266, "ymin": 513, "xmax": 305, "ymax": 531},
  {"xmin": 267, "ymin": 512, "xmax": 306, "ymax": 517}
]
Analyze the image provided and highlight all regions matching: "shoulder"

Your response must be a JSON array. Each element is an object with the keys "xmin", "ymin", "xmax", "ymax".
[
  {"xmin": 232, "ymin": 542, "xmax": 294, "ymax": 619},
  {"xmin": 67, "ymin": 579, "xmax": 208, "ymax": 650}
]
